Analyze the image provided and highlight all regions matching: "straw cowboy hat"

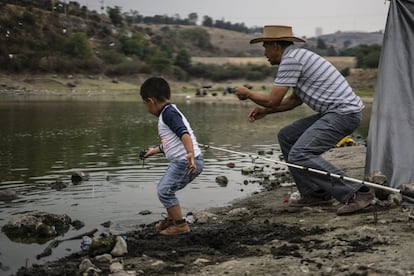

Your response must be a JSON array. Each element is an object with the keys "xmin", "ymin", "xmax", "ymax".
[{"xmin": 250, "ymin": 25, "xmax": 305, "ymax": 44}]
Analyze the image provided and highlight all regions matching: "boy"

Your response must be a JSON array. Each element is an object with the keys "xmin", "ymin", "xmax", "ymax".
[{"xmin": 140, "ymin": 77, "xmax": 203, "ymax": 235}]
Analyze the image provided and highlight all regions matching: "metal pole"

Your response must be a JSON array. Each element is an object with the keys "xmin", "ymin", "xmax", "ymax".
[{"xmin": 199, "ymin": 143, "xmax": 407, "ymax": 195}]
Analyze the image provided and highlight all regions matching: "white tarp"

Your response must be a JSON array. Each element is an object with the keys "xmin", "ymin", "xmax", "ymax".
[{"xmin": 365, "ymin": 0, "xmax": 414, "ymax": 196}]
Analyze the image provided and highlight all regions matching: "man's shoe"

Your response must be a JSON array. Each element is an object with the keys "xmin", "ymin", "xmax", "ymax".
[
  {"xmin": 337, "ymin": 191, "xmax": 374, "ymax": 215},
  {"xmin": 155, "ymin": 218, "xmax": 173, "ymax": 231},
  {"xmin": 160, "ymin": 221, "xmax": 190, "ymax": 235},
  {"xmin": 289, "ymin": 192, "xmax": 333, "ymax": 207}
]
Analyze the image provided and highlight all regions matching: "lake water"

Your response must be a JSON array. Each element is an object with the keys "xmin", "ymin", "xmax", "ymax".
[{"xmin": 0, "ymin": 93, "xmax": 371, "ymax": 274}]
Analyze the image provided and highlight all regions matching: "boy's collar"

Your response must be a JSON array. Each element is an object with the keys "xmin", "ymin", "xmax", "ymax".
[{"xmin": 157, "ymin": 102, "xmax": 171, "ymax": 116}]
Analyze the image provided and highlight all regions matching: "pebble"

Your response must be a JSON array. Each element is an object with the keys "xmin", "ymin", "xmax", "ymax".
[
  {"xmin": 79, "ymin": 258, "xmax": 96, "ymax": 272},
  {"xmin": 110, "ymin": 262, "xmax": 124, "ymax": 272},
  {"xmin": 111, "ymin": 236, "xmax": 128, "ymax": 257},
  {"xmin": 228, "ymin": 207, "xmax": 250, "ymax": 216},
  {"xmin": 194, "ymin": 211, "xmax": 218, "ymax": 224}
]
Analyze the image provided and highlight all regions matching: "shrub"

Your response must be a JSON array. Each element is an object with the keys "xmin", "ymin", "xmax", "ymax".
[
  {"xmin": 172, "ymin": 66, "xmax": 188, "ymax": 81},
  {"xmin": 174, "ymin": 48, "xmax": 191, "ymax": 70},
  {"xmin": 100, "ymin": 50, "xmax": 125, "ymax": 65},
  {"xmin": 105, "ymin": 60, "xmax": 150, "ymax": 76},
  {"xmin": 341, "ymin": 67, "xmax": 351, "ymax": 77},
  {"xmin": 63, "ymin": 32, "xmax": 92, "ymax": 59},
  {"xmin": 21, "ymin": 11, "xmax": 36, "ymax": 25}
]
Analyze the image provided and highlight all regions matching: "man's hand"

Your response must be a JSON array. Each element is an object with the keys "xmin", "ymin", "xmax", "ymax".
[
  {"xmin": 234, "ymin": 86, "xmax": 251, "ymax": 100},
  {"xmin": 248, "ymin": 107, "xmax": 269, "ymax": 122}
]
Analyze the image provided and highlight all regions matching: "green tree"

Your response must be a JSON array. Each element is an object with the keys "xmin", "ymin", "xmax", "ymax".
[
  {"xmin": 63, "ymin": 32, "xmax": 92, "ymax": 59},
  {"xmin": 355, "ymin": 44, "xmax": 381, "ymax": 68},
  {"xmin": 174, "ymin": 48, "xmax": 191, "ymax": 70},
  {"xmin": 317, "ymin": 38, "xmax": 327, "ymax": 50},
  {"xmin": 150, "ymin": 50, "xmax": 172, "ymax": 73},
  {"xmin": 202, "ymin": 16, "xmax": 213, "ymax": 27},
  {"xmin": 107, "ymin": 6, "xmax": 123, "ymax": 26},
  {"xmin": 179, "ymin": 28, "xmax": 212, "ymax": 49},
  {"xmin": 188, "ymin": 12, "xmax": 198, "ymax": 25},
  {"xmin": 120, "ymin": 36, "xmax": 144, "ymax": 57}
]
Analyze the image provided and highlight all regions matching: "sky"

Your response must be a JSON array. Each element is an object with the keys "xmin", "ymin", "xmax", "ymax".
[{"xmin": 75, "ymin": 0, "xmax": 390, "ymax": 38}]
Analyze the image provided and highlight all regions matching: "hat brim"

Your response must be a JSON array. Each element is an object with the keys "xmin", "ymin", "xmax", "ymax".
[{"xmin": 250, "ymin": 37, "xmax": 306, "ymax": 44}]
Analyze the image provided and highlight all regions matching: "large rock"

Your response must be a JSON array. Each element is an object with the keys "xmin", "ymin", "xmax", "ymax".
[
  {"xmin": 2, "ymin": 211, "xmax": 72, "ymax": 242},
  {"xmin": 0, "ymin": 190, "xmax": 18, "ymax": 201}
]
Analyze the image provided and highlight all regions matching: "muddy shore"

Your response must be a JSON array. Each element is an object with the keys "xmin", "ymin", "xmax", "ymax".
[{"xmin": 14, "ymin": 146, "xmax": 414, "ymax": 276}]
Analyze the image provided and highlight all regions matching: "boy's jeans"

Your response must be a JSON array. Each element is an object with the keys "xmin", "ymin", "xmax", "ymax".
[
  {"xmin": 157, "ymin": 155, "xmax": 203, "ymax": 208},
  {"xmin": 277, "ymin": 112, "xmax": 362, "ymax": 203}
]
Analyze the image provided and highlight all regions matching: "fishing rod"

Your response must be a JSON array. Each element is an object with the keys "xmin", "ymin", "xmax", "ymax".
[{"xmin": 199, "ymin": 143, "xmax": 414, "ymax": 199}]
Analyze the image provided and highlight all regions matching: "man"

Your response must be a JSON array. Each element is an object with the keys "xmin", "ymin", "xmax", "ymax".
[{"xmin": 235, "ymin": 25, "xmax": 373, "ymax": 215}]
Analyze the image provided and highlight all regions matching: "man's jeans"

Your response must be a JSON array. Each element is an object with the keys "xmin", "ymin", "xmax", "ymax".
[{"xmin": 277, "ymin": 112, "xmax": 362, "ymax": 203}]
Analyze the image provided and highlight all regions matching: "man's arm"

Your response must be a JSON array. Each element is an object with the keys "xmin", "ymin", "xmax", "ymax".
[
  {"xmin": 267, "ymin": 92, "xmax": 303, "ymax": 113},
  {"xmin": 248, "ymin": 92, "xmax": 303, "ymax": 121},
  {"xmin": 235, "ymin": 85, "xmax": 290, "ymax": 109}
]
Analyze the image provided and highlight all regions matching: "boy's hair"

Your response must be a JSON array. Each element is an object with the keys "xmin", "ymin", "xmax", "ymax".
[{"xmin": 140, "ymin": 77, "xmax": 171, "ymax": 101}]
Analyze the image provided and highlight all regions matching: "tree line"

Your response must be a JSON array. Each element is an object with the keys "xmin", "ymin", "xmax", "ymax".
[{"xmin": 0, "ymin": 0, "xmax": 381, "ymax": 81}]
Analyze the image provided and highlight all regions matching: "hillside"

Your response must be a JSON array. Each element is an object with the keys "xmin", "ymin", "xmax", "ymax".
[
  {"xmin": 318, "ymin": 31, "xmax": 384, "ymax": 48},
  {"xmin": 140, "ymin": 24, "xmax": 263, "ymax": 56},
  {"xmin": 0, "ymin": 1, "xmax": 382, "ymax": 90}
]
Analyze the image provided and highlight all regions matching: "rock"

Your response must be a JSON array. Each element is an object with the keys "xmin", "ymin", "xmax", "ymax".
[
  {"xmin": 228, "ymin": 207, "xmax": 250, "ymax": 217},
  {"xmin": 185, "ymin": 214, "xmax": 196, "ymax": 224},
  {"xmin": 71, "ymin": 171, "xmax": 90, "ymax": 184},
  {"xmin": 110, "ymin": 262, "xmax": 124, "ymax": 272},
  {"xmin": 194, "ymin": 211, "xmax": 217, "ymax": 224},
  {"xmin": 366, "ymin": 171, "xmax": 390, "ymax": 200},
  {"xmin": 94, "ymin": 253, "xmax": 112, "ymax": 271},
  {"xmin": 366, "ymin": 171, "xmax": 387, "ymax": 185},
  {"xmin": 241, "ymin": 165, "xmax": 264, "ymax": 175},
  {"xmin": 1, "ymin": 211, "xmax": 71, "ymax": 242},
  {"xmin": 78, "ymin": 258, "xmax": 96, "ymax": 273},
  {"xmin": 388, "ymin": 193, "xmax": 403, "ymax": 205},
  {"xmin": 401, "ymin": 182, "xmax": 414, "ymax": 193},
  {"xmin": 94, "ymin": 253, "xmax": 112, "ymax": 264},
  {"xmin": 101, "ymin": 221, "xmax": 111, "ymax": 228},
  {"xmin": 111, "ymin": 236, "xmax": 128, "ymax": 257},
  {"xmin": 139, "ymin": 210, "xmax": 152, "ymax": 215},
  {"xmin": 66, "ymin": 81, "xmax": 76, "ymax": 88},
  {"xmin": 88, "ymin": 235, "xmax": 116, "ymax": 256},
  {"xmin": 215, "ymin": 176, "xmax": 228, "ymax": 187},
  {"xmin": 193, "ymin": 258, "xmax": 211, "ymax": 265},
  {"xmin": 226, "ymin": 162, "xmax": 235, "ymax": 168},
  {"xmin": 0, "ymin": 190, "xmax": 18, "ymax": 201},
  {"xmin": 71, "ymin": 219, "xmax": 85, "ymax": 230},
  {"xmin": 51, "ymin": 178, "xmax": 67, "ymax": 190},
  {"xmin": 84, "ymin": 266, "xmax": 101, "ymax": 276}
]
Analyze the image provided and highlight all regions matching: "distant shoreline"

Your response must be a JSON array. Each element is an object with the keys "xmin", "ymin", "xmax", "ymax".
[{"xmin": 0, "ymin": 73, "xmax": 374, "ymax": 104}]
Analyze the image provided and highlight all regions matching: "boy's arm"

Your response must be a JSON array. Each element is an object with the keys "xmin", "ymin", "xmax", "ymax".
[
  {"xmin": 143, "ymin": 146, "xmax": 162, "ymax": 158},
  {"xmin": 181, "ymin": 133, "xmax": 196, "ymax": 173}
]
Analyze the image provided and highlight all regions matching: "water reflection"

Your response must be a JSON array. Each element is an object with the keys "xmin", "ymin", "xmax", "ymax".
[{"xmin": 0, "ymin": 94, "xmax": 371, "ymax": 274}]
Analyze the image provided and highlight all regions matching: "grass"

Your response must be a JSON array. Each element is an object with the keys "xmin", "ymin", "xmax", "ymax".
[{"xmin": 355, "ymin": 87, "xmax": 376, "ymax": 98}]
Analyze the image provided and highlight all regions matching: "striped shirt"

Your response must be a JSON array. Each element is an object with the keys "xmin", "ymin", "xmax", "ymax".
[
  {"xmin": 274, "ymin": 45, "xmax": 364, "ymax": 114},
  {"xmin": 158, "ymin": 103, "xmax": 201, "ymax": 161}
]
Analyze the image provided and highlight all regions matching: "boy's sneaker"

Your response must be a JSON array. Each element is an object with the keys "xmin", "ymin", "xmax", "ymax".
[
  {"xmin": 289, "ymin": 192, "xmax": 333, "ymax": 207},
  {"xmin": 337, "ymin": 191, "xmax": 374, "ymax": 215},
  {"xmin": 160, "ymin": 221, "xmax": 190, "ymax": 235},
  {"xmin": 155, "ymin": 218, "xmax": 173, "ymax": 231}
]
